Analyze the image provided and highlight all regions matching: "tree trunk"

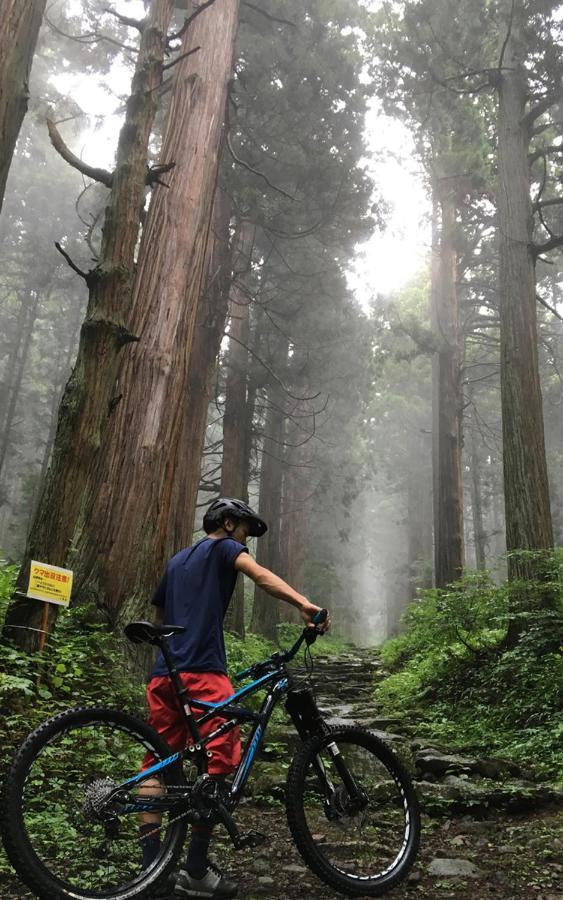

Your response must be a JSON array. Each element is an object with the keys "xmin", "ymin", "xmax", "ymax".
[
  {"xmin": 3, "ymin": 0, "xmax": 175, "ymax": 650},
  {"xmin": 73, "ymin": 0, "xmax": 241, "ymax": 628},
  {"xmin": 406, "ymin": 433, "xmax": 433, "ymax": 600},
  {"xmin": 431, "ymin": 187, "xmax": 464, "ymax": 588},
  {"xmin": 279, "ymin": 432, "xmax": 309, "ymax": 624},
  {"xmin": 220, "ymin": 220, "xmax": 255, "ymax": 636},
  {"xmin": 250, "ymin": 386, "xmax": 285, "ymax": 641},
  {"xmin": 497, "ymin": 27, "xmax": 553, "ymax": 593},
  {"xmin": 0, "ymin": 0, "xmax": 46, "ymax": 213},
  {"xmin": 468, "ymin": 408, "xmax": 487, "ymax": 570},
  {"xmin": 31, "ymin": 304, "xmax": 83, "ymax": 522},
  {"xmin": 0, "ymin": 288, "xmax": 41, "ymax": 479},
  {"xmin": 167, "ymin": 189, "xmax": 233, "ymax": 552}
]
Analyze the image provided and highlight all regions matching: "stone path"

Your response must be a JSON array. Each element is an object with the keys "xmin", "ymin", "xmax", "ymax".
[{"xmin": 1, "ymin": 646, "xmax": 562, "ymax": 898}]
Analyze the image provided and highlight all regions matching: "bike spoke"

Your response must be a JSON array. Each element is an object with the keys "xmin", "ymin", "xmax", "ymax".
[
  {"xmin": 19, "ymin": 719, "xmax": 180, "ymax": 893},
  {"xmin": 301, "ymin": 739, "xmax": 412, "ymax": 881}
]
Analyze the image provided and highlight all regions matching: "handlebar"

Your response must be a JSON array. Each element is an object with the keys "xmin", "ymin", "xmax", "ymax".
[{"xmin": 234, "ymin": 608, "xmax": 328, "ymax": 682}]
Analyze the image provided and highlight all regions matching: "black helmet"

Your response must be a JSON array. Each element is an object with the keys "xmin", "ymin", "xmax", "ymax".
[{"xmin": 203, "ymin": 497, "xmax": 268, "ymax": 537}]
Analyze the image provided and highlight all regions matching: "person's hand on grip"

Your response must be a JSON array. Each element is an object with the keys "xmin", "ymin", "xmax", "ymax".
[{"xmin": 300, "ymin": 602, "xmax": 331, "ymax": 633}]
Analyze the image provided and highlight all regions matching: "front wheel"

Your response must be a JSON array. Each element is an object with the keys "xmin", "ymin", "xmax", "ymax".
[
  {"xmin": 1, "ymin": 707, "xmax": 192, "ymax": 900},
  {"xmin": 285, "ymin": 726, "xmax": 420, "ymax": 896}
]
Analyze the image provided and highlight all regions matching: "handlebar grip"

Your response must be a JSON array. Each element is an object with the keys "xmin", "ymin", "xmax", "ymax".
[{"xmin": 312, "ymin": 608, "xmax": 328, "ymax": 626}]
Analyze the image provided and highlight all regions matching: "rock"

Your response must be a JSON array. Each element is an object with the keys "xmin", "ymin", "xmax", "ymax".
[
  {"xmin": 415, "ymin": 749, "xmax": 479, "ymax": 777},
  {"xmin": 250, "ymin": 858, "xmax": 271, "ymax": 874},
  {"xmin": 415, "ymin": 747, "xmax": 522, "ymax": 781},
  {"xmin": 416, "ymin": 778, "xmax": 563, "ymax": 815},
  {"xmin": 284, "ymin": 864, "xmax": 308, "ymax": 874},
  {"xmin": 428, "ymin": 858, "xmax": 485, "ymax": 878},
  {"xmin": 257, "ymin": 876, "xmax": 275, "ymax": 885}
]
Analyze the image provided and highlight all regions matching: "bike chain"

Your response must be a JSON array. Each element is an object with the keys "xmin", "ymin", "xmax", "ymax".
[{"xmin": 138, "ymin": 786, "xmax": 218, "ymax": 843}]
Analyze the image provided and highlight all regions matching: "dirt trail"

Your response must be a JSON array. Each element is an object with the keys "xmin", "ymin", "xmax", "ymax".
[{"xmin": 1, "ymin": 648, "xmax": 562, "ymax": 899}]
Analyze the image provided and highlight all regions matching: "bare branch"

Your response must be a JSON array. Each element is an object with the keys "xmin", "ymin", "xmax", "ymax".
[
  {"xmin": 529, "ymin": 144, "xmax": 563, "ymax": 165},
  {"xmin": 498, "ymin": 0, "xmax": 515, "ymax": 74},
  {"xmin": 535, "ymin": 197, "xmax": 563, "ymax": 211},
  {"xmin": 54, "ymin": 242, "xmax": 90, "ymax": 283},
  {"xmin": 162, "ymin": 45, "xmax": 200, "ymax": 71},
  {"xmin": 47, "ymin": 120, "xmax": 113, "ymax": 187},
  {"xmin": 146, "ymin": 161, "xmax": 176, "ymax": 186},
  {"xmin": 226, "ymin": 133, "xmax": 298, "ymax": 202},
  {"xmin": 103, "ymin": 8, "xmax": 144, "ymax": 32},
  {"xmin": 524, "ymin": 94, "xmax": 557, "ymax": 130},
  {"xmin": 242, "ymin": 1, "xmax": 297, "ymax": 28},
  {"xmin": 169, "ymin": 0, "xmax": 217, "ymax": 43},
  {"xmin": 537, "ymin": 292, "xmax": 563, "ymax": 322},
  {"xmin": 532, "ymin": 234, "xmax": 563, "ymax": 257},
  {"xmin": 226, "ymin": 334, "xmax": 320, "ymax": 401}
]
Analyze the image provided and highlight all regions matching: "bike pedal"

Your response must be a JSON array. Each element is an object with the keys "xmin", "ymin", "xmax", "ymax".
[{"xmin": 237, "ymin": 829, "xmax": 267, "ymax": 849}]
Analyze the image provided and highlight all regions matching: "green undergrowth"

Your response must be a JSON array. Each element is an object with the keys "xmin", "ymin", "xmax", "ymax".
[
  {"xmin": 376, "ymin": 551, "xmax": 563, "ymax": 782},
  {"xmin": 0, "ymin": 565, "xmax": 351, "ymax": 781}
]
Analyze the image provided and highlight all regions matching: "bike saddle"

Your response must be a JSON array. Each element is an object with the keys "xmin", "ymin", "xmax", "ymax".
[{"xmin": 124, "ymin": 621, "xmax": 186, "ymax": 645}]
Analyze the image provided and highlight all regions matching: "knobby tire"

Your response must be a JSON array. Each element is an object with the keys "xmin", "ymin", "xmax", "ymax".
[
  {"xmin": 1, "ymin": 707, "xmax": 189, "ymax": 900},
  {"xmin": 285, "ymin": 725, "xmax": 420, "ymax": 896}
]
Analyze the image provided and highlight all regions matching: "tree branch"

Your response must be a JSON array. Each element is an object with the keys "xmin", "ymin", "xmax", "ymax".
[
  {"xmin": 498, "ymin": 0, "xmax": 514, "ymax": 74},
  {"xmin": 54, "ymin": 242, "xmax": 90, "ymax": 283},
  {"xmin": 536, "ymin": 292, "xmax": 563, "ymax": 322},
  {"xmin": 226, "ymin": 133, "xmax": 298, "ymax": 202},
  {"xmin": 524, "ymin": 94, "xmax": 556, "ymax": 130},
  {"xmin": 162, "ymin": 45, "xmax": 200, "ymax": 71},
  {"xmin": 47, "ymin": 119, "xmax": 113, "ymax": 187},
  {"xmin": 169, "ymin": 0, "xmax": 217, "ymax": 43},
  {"xmin": 103, "ymin": 8, "xmax": 144, "ymax": 32},
  {"xmin": 146, "ymin": 161, "xmax": 176, "ymax": 186},
  {"xmin": 532, "ymin": 234, "xmax": 563, "ymax": 257},
  {"xmin": 226, "ymin": 334, "xmax": 320, "ymax": 401},
  {"xmin": 242, "ymin": 1, "xmax": 297, "ymax": 28}
]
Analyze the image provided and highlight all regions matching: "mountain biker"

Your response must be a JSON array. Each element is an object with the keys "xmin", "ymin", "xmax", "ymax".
[{"xmin": 139, "ymin": 497, "xmax": 330, "ymax": 900}]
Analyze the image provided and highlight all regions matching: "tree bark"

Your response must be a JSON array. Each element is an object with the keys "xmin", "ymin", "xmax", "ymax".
[
  {"xmin": 220, "ymin": 220, "xmax": 255, "ymax": 636},
  {"xmin": 73, "ymin": 0, "xmax": 241, "ymax": 628},
  {"xmin": 0, "ymin": 289, "xmax": 41, "ymax": 481},
  {"xmin": 279, "ymin": 432, "xmax": 309, "ymax": 624},
  {"xmin": 167, "ymin": 189, "xmax": 233, "ymax": 552},
  {"xmin": 431, "ymin": 186, "xmax": 464, "ymax": 588},
  {"xmin": 0, "ymin": 0, "xmax": 46, "ymax": 213},
  {"xmin": 3, "ymin": 0, "xmax": 175, "ymax": 650},
  {"xmin": 250, "ymin": 386, "xmax": 285, "ymax": 641},
  {"xmin": 406, "ymin": 433, "xmax": 433, "ymax": 600},
  {"xmin": 468, "ymin": 409, "xmax": 487, "ymax": 570},
  {"xmin": 497, "ymin": 26, "xmax": 553, "ymax": 592}
]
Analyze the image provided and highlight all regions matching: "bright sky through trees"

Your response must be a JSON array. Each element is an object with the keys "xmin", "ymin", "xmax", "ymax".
[{"xmin": 50, "ymin": 0, "xmax": 430, "ymax": 313}]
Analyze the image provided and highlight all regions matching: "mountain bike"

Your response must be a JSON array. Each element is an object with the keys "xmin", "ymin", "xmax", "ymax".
[{"xmin": 1, "ymin": 611, "xmax": 420, "ymax": 899}]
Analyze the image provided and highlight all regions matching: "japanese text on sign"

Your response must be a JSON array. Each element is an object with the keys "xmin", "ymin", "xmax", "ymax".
[{"xmin": 27, "ymin": 560, "xmax": 73, "ymax": 607}]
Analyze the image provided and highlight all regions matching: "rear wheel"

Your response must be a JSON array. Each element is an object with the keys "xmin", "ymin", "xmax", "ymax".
[
  {"xmin": 285, "ymin": 726, "xmax": 420, "ymax": 896},
  {"xmin": 1, "ymin": 707, "xmax": 194, "ymax": 900}
]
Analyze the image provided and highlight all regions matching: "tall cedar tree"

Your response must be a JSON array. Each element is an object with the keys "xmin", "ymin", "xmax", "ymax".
[
  {"xmin": 0, "ymin": 0, "xmax": 47, "ymax": 213},
  {"xmin": 4, "ymin": 0, "xmax": 175, "ymax": 649},
  {"xmin": 71, "ymin": 0, "xmax": 241, "ymax": 627},
  {"xmin": 369, "ymin": 0, "xmax": 557, "ymax": 595}
]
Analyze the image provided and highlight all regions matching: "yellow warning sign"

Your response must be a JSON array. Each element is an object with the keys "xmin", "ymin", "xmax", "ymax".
[{"xmin": 27, "ymin": 560, "xmax": 73, "ymax": 607}]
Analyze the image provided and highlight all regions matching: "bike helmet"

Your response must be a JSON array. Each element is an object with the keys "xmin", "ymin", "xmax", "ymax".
[{"xmin": 203, "ymin": 497, "xmax": 268, "ymax": 537}]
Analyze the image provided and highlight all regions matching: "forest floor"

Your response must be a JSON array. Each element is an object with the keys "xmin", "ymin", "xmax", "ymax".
[
  {"xmin": 1, "ymin": 647, "xmax": 562, "ymax": 899},
  {"xmin": 1, "ymin": 803, "xmax": 562, "ymax": 899}
]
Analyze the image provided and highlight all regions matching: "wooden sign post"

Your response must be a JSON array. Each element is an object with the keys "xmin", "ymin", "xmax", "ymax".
[{"xmin": 26, "ymin": 560, "xmax": 73, "ymax": 652}]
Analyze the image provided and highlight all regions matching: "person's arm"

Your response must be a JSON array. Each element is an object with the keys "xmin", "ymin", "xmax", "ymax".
[{"xmin": 234, "ymin": 553, "xmax": 330, "ymax": 629}]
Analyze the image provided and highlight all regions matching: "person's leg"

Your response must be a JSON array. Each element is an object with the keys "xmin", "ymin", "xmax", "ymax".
[
  {"xmin": 176, "ymin": 673, "xmax": 241, "ymax": 897},
  {"xmin": 139, "ymin": 677, "xmax": 188, "ymax": 868}
]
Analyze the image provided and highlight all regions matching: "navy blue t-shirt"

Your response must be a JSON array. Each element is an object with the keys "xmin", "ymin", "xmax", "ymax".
[{"xmin": 150, "ymin": 537, "xmax": 248, "ymax": 677}]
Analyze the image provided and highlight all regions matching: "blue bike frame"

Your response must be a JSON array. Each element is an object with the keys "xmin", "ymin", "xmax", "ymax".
[{"xmin": 121, "ymin": 665, "xmax": 291, "ymax": 810}]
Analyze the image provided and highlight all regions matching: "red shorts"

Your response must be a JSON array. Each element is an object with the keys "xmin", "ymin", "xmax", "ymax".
[{"xmin": 141, "ymin": 671, "xmax": 241, "ymax": 776}]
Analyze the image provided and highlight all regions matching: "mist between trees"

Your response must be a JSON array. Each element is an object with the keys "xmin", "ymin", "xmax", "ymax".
[{"xmin": 0, "ymin": 0, "xmax": 561, "ymax": 652}]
